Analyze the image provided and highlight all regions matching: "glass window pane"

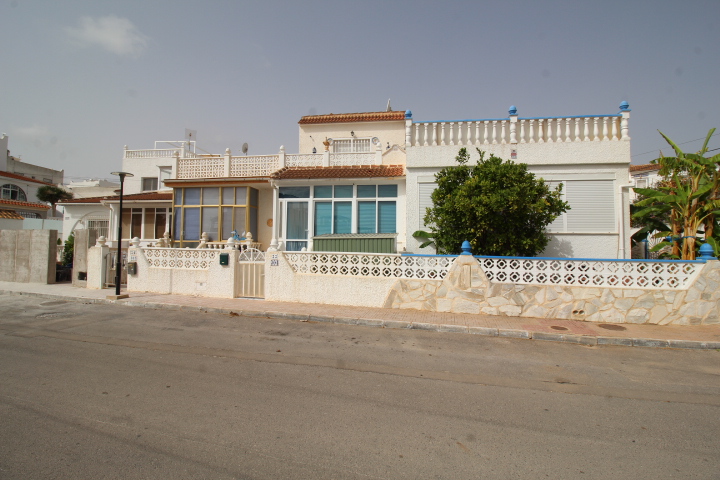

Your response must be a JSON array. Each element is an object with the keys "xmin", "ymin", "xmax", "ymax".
[
  {"xmin": 334, "ymin": 185, "xmax": 353, "ymax": 198},
  {"xmin": 334, "ymin": 202, "xmax": 352, "ymax": 234},
  {"xmin": 173, "ymin": 209, "xmax": 181, "ymax": 240},
  {"xmin": 174, "ymin": 189, "xmax": 183, "ymax": 206},
  {"xmin": 286, "ymin": 202, "xmax": 308, "ymax": 239},
  {"xmin": 378, "ymin": 184, "xmax": 398, "ymax": 197},
  {"xmin": 131, "ymin": 211, "xmax": 142, "ymax": 238},
  {"xmin": 222, "ymin": 187, "xmax": 234, "ymax": 205},
  {"xmin": 357, "ymin": 185, "xmax": 376, "ymax": 198},
  {"xmin": 233, "ymin": 207, "xmax": 247, "ymax": 235},
  {"xmin": 378, "ymin": 201, "xmax": 396, "ymax": 233},
  {"xmin": 358, "ymin": 201, "xmax": 376, "ymax": 234},
  {"xmin": 279, "ymin": 186, "xmax": 310, "ymax": 199},
  {"xmin": 222, "ymin": 207, "xmax": 233, "ymax": 239},
  {"xmin": 249, "ymin": 207, "xmax": 258, "ymax": 238},
  {"xmin": 184, "ymin": 188, "xmax": 201, "ymax": 205},
  {"xmin": 183, "ymin": 208, "xmax": 200, "ymax": 240},
  {"xmin": 202, "ymin": 187, "xmax": 219, "ymax": 205},
  {"xmin": 144, "ymin": 209, "xmax": 155, "ymax": 239},
  {"xmin": 314, "ymin": 186, "xmax": 332, "ymax": 198},
  {"xmin": 236, "ymin": 187, "xmax": 247, "ymax": 205},
  {"xmin": 314, "ymin": 202, "xmax": 332, "ymax": 235},
  {"xmin": 201, "ymin": 207, "xmax": 219, "ymax": 241},
  {"xmin": 249, "ymin": 188, "xmax": 259, "ymax": 206}
]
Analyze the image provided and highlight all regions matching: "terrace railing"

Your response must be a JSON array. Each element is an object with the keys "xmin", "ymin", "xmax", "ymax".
[{"xmin": 286, "ymin": 252, "xmax": 454, "ymax": 280}]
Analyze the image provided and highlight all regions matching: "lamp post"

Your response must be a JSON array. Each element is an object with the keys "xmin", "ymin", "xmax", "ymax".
[{"xmin": 110, "ymin": 171, "xmax": 133, "ymax": 296}]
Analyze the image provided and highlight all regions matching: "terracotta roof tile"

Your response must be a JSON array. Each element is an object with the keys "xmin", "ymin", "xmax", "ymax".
[
  {"xmin": 0, "ymin": 198, "xmax": 50, "ymax": 210},
  {"xmin": 630, "ymin": 164, "xmax": 661, "ymax": 173},
  {"xmin": 59, "ymin": 192, "xmax": 173, "ymax": 204},
  {"xmin": 271, "ymin": 165, "xmax": 405, "ymax": 180},
  {"xmin": 0, "ymin": 209, "xmax": 25, "ymax": 220},
  {"xmin": 299, "ymin": 111, "xmax": 406, "ymax": 125},
  {"xmin": 0, "ymin": 171, "xmax": 55, "ymax": 185}
]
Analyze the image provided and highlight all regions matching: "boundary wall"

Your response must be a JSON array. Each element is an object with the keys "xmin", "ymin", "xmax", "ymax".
[{"xmin": 0, "ymin": 229, "xmax": 57, "ymax": 284}]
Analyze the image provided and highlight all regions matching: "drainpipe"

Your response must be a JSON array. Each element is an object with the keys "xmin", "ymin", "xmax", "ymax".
[{"xmin": 617, "ymin": 178, "xmax": 635, "ymax": 259}]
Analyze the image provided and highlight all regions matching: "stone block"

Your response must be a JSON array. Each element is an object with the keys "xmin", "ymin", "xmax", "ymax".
[
  {"xmin": 309, "ymin": 315, "xmax": 334, "ymax": 323},
  {"xmin": 522, "ymin": 305, "xmax": 548, "ymax": 318},
  {"xmin": 436, "ymin": 298, "xmax": 453, "ymax": 313},
  {"xmin": 468, "ymin": 326, "xmax": 498, "ymax": 336},
  {"xmin": 622, "ymin": 289, "xmax": 644, "ymax": 298},
  {"xmin": 411, "ymin": 322, "xmax": 439, "ymax": 331},
  {"xmin": 534, "ymin": 289, "xmax": 546, "ymax": 304},
  {"xmin": 480, "ymin": 306, "xmax": 499, "ymax": 315},
  {"xmin": 600, "ymin": 289, "xmax": 615, "ymax": 304},
  {"xmin": 634, "ymin": 293, "xmax": 656, "ymax": 309},
  {"xmin": 452, "ymin": 298, "xmax": 481, "ymax": 315},
  {"xmin": 498, "ymin": 304, "xmax": 522, "ymax": 316},
  {"xmin": 437, "ymin": 324, "xmax": 468, "ymax": 333},
  {"xmin": 614, "ymin": 298, "xmax": 635, "ymax": 311},
  {"xmin": 487, "ymin": 296, "xmax": 510, "ymax": 307},
  {"xmin": 626, "ymin": 308, "xmax": 650, "ymax": 324},
  {"xmin": 633, "ymin": 338, "xmax": 669, "ymax": 348},
  {"xmin": 597, "ymin": 337, "xmax": 633, "ymax": 346},
  {"xmin": 668, "ymin": 340, "xmax": 720, "ymax": 350},
  {"xmin": 383, "ymin": 320, "xmax": 411, "ymax": 329},
  {"xmin": 498, "ymin": 329, "xmax": 530, "ymax": 339},
  {"xmin": 356, "ymin": 318, "xmax": 383, "ymax": 327},
  {"xmin": 647, "ymin": 305, "xmax": 669, "ymax": 325},
  {"xmin": 333, "ymin": 316, "xmax": 358, "ymax": 325}
]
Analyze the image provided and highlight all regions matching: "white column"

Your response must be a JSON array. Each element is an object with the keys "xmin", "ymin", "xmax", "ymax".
[
  {"xmin": 602, "ymin": 117, "xmax": 610, "ymax": 141},
  {"xmin": 593, "ymin": 117, "xmax": 600, "ymax": 141},
  {"xmin": 564, "ymin": 118, "xmax": 571, "ymax": 142},
  {"xmin": 440, "ymin": 123, "xmax": 446, "ymax": 146},
  {"xmin": 423, "ymin": 123, "xmax": 429, "ymax": 146},
  {"xmin": 528, "ymin": 120, "xmax": 535, "ymax": 144},
  {"xmin": 449, "ymin": 122, "xmax": 455, "ymax": 146},
  {"xmin": 466, "ymin": 122, "xmax": 472, "ymax": 145},
  {"xmin": 501, "ymin": 120, "xmax": 507, "ymax": 144},
  {"xmin": 509, "ymin": 116, "xmax": 518, "ymax": 144},
  {"xmin": 414, "ymin": 123, "xmax": 420, "ymax": 147},
  {"xmin": 621, "ymin": 111, "xmax": 630, "ymax": 141},
  {"xmin": 546, "ymin": 119, "xmax": 554, "ymax": 143},
  {"xmin": 405, "ymin": 119, "xmax": 412, "ymax": 147},
  {"xmin": 583, "ymin": 117, "xmax": 591, "ymax": 141},
  {"xmin": 269, "ymin": 184, "xmax": 279, "ymax": 251},
  {"xmin": 574, "ymin": 118, "xmax": 580, "ymax": 143},
  {"xmin": 278, "ymin": 145, "xmax": 286, "ymax": 168},
  {"xmin": 491, "ymin": 121, "xmax": 497, "ymax": 144},
  {"xmin": 224, "ymin": 148, "xmax": 231, "ymax": 177},
  {"xmin": 611, "ymin": 116, "xmax": 619, "ymax": 140},
  {"xmin": 483, "ymin": 121, "xmax": 490, "ymax": 144}
]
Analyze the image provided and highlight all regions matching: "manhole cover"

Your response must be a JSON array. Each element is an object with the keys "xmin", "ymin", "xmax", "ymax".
[
  {"xmin": 550, "ymin": 326, "xmax": 568, "ymax": 331},
  {"xmin": 35, "ymin": 312, "xmax": 77, "ymax": 319},
  {"xmin": 598, "ymin": 323, "xmax": 627, "ymax": 331}
]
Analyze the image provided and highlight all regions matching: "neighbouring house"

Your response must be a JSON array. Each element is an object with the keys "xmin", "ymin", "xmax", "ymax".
[
  {"xmin": 629, "ymin": 163, "xmax": 662, "ymax": 201},
  {"xmin": 64, "ymin": 178, "xmax": 120, "ymax": 199},
  {"xmin": 60, "ymin": 102, "xmax": 633, "ymax": 258}
]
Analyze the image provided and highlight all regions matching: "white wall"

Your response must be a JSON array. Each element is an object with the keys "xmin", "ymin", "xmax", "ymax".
[{"xmin": 299, "ymin": 121, "xmax": 406, "ymax": 156}]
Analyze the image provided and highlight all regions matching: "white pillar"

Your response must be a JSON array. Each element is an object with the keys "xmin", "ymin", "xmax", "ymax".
[
  {"xmin": 224, "ymin": 148, "xmax": 231, "ymax": 177},
  {"xmin": 269, "ymin": 184, "xmax": 279, "ymax": 251},
  {"xmin": 278, "ymin": 145, "xmax": 286, "ymax": 168}
]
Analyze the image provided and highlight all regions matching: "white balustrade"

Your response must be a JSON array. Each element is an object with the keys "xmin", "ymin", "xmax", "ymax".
[
  {"xmin": 477, "ymin": 257, "xmax": 703, "ymax": 290},
  {"xmin": 285, "ymin": 154, "xmax": 322, "ymax": 167},
  {"xmin": 286, "ymin": 252, "xmax": 453, "ymax": 280},
  {"xmin": 407, "ymin": 115, "xmax": 624, "ymax": 146},
  {"xmin": 124, "ymin": 149, "xmax": 180, "ymax": 159},
  {"xmin": 177, "ymin": 157, "xmax": 225, "ymax": 179},
  {"xmin": 142, "ymin": 248, "xmax": 219, "ymax": 269},
  {"xmin": 229, "ymin": 155, "xmax": 279, "ymax": 177},
  {"xmin": 329, "ymin": 153, "xmax": 375, "ymax": 166}
]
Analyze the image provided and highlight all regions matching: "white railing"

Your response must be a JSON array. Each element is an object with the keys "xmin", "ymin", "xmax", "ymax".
[
  {"xmin": 477, "ymin": 256, "xmax": 703, "ymax": 290},
  {"xmin": 230, "ymin": 155, "xmax": 279, "ymax": 177},
  {"xmin": 329, "ymin": 152, "xmax": 375, "ymax": 166},
  {"xmin": 142, "ymin": 248, "xmax": 219, "ymax": 269},
  {"xmin": 204, "ymin": 241, "xmax": 262, "ymax": 250},
  {"xmin": 410, "ymin": 115, "xmax": 624, "ymax": 147},
  {"xmin": 177, "ymin": 157, "xmax": 225, "ymax": 179},
  {"xmin": 124, "ymin": 149, "xmax": 180, "ymax": 159},
  {"xmin": 286, "ymin": 154, "xmax": 322, "ymax": 167},
  {"xmin": 286, "ymin": 252, "xmax": 453, "ymax": 279}
]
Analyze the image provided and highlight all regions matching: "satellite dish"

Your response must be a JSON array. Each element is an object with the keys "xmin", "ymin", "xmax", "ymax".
[{"xmin": 242, "ymin": 143, "xmax": 248, "ymax": 155}]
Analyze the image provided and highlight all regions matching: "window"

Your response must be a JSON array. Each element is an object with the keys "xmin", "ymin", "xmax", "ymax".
[
  {"xmin": 87, "ymin": 219, "xmax": 109, "ymax": 238},
  {"xmin": 159, "ymin": 167, "xmax": 172, "ymax": 187},
  {"xmin": 173, "ymin": 186, "xmax": 258, "ymax": 247},
  {"xmin": 418, "ymin": 182, "xmax": 437, "ymax": 228},
  {"xmin": 635, "ymin": 176, "xmax": 647, "ymax": 189},
  {"xmin": 546, "ymin": 180, "xmax": 615, "ymax": 233},
  {"xmin": 142, "ymin": 177, "xmax": 158, "ymax": 191},
  {"xmin": 17, "ymin": 211, "xmax": 40, "ymax": 218},
  {"xmin": 332, "ymin": 137, "xmax": 372, "ymax": 153},
  {"xmin": 120, "ymin": 208, "xmax": 170, "ymax": 240},
  {"xmin": 1, "ymin": 184, "xmax": 27, "ymax": 202}
]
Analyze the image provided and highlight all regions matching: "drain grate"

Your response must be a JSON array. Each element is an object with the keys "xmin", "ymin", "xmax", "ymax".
[{"xmin": 598, "ymin": 323, "xmax": 627, "ymax": 331}]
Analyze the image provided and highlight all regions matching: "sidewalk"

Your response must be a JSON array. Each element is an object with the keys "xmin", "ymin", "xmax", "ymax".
[{"xmin": 2, "ymin": 281, "xmax": 720, "ymax": 349}]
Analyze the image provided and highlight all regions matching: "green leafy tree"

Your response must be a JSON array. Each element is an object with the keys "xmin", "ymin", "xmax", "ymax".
[
  {"xmin": 423, "ymin": 148, "xmax": 569, "ymax": 256},
  {"xmin": 36, "ymin": 185, "xmax": 73, "ymax": 218},
  {"xmin": 62, "ymin": 232, "xmax": 74, "ymax": 266},
  {"xmin": 632, "ymin": 129, "xmax": 720, "ymax": 259}
]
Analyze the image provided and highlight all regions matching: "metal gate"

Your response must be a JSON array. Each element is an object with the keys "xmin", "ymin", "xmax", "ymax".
[
  {"xmin": 234, "ymin": 248, "xmax": 265, "ymax": 298},
  {"xmin": 105, "ymin": 248, "xmax": 127, "ymax": 288}
]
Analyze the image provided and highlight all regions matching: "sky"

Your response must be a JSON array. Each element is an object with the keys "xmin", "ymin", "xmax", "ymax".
[{"xmin": 1, "ymin": 0, "xmax": 719, "ymax": 182}]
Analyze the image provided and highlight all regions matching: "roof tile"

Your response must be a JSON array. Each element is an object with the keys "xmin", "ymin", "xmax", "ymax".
[
  {"xmin": 0, "ymin": 171, "xmax": 55, "ymax": 186},
  {"xmin": 0, "ymin": 198, "xmax": 50, "ymax": 210},
  {"xmin": 271, "ymin": 165, "xmax": 405, "ymax": 180},
  {"xmin": 299, "ymin": 111, "xmax": 406, "ymax": 125}
]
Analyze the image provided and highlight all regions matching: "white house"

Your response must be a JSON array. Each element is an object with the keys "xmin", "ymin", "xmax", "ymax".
[{"xmin": 60, "ymin": 102, "xmax": 633, "ymax": 258}]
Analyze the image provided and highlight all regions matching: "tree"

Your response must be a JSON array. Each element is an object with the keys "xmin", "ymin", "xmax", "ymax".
[
  {"xmin": 423, "ymin": 148, "xmax": 569, "ymax": 256},
  {"xmin": 36, "ymin": 185, "xmax": 73, "ymax": 218},
  {"xmin": 62, "ymin": 232, "xmax": 74, "ymax": 267},
  {"xmin": 632, "ymin": 129, "xmax": 720, "ymax": 259}
]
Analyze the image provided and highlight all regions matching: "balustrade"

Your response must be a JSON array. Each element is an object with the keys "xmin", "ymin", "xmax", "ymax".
[{"xmin": 408, "ymin": 115, "xmax": 623, "ymax": 146}]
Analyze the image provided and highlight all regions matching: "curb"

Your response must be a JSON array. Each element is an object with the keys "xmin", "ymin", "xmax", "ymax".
[{"xmin": 2, "ymin": 290, "xmax": 719, "ymax": 350}]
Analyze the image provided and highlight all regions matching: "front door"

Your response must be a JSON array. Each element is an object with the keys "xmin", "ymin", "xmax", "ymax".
[{"xmin": 285, "ymin": 202, "xmax": 308, "ymax": 251}]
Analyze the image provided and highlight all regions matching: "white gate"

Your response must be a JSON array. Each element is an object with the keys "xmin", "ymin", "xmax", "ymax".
[{"xmin": 235, "ymin": 248, "xmax": 265, "ymax": 298}]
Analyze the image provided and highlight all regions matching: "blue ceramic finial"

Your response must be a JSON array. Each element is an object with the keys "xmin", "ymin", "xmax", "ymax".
[
  {"xmin": 461, "ymin": 240, "xmax": 472, "ymax": 255},
  {"xmin": 405, "ymin": 110, "xmax": 412, "ymax": 119},
  {"xmin": 699, "ymin": 243, "xmax": 716, "ymax": 261},
  {"xmin": 509, "ymin": 105, "xmax": 517, "ymax": 115},
  {"xmin": 619, "ymin": 101, "xmax": 630, "ymax": 111}
]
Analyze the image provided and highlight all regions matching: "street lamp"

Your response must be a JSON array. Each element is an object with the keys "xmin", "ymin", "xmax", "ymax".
[{"xmin": 110, "ymin": 171, "xmax": 134, "ymax": 296}]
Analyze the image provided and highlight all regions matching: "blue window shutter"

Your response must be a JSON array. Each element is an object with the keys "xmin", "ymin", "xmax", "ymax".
[
  {"xmin": 314, "ymin": 202, "xmax": 332, "ymax": 235},
  {"xmin": 358, "ymin": 202, "xmax": 376, "ymax": 233},
  {"xmin": 378, "ymin": 201, "xmax": 396, "ymax": 233}
]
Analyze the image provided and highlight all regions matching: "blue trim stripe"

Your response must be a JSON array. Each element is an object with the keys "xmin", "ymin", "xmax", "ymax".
[
  {"xmin": 414, "ymin": 114, "xmax": 621, "ymax": 124},
  {"xmin": 474, "ymin": 255, "xmax": 704, "ymax": 264}
]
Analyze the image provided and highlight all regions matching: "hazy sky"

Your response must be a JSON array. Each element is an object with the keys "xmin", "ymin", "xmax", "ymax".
[{"xmin": 2, "ymin": 0, "xmax": 719, "ymax": 181}]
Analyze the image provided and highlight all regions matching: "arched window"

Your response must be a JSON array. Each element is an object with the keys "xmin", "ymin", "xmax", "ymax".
[{"xmin": 1, "ymin": 184, "xmax": 27, "ymax": 202}]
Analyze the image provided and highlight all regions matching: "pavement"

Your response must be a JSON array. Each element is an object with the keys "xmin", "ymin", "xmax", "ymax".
[{"xmin": 1, "ymin": 281, "xmax": 720, "ymax": 350}]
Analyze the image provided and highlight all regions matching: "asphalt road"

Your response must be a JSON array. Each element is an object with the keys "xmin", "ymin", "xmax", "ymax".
[{"xmin": 1, "ymin": 293, "xmax": 719, "ymax": 479}]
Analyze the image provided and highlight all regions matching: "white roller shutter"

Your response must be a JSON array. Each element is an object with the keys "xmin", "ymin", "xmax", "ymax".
[
  {"xmin": 565, "ymin": 180, "xmax": 615, "ymax": 232},
  {"xmin": 418, "ymin": 182, "xmax": 437, "ymax": 228}
]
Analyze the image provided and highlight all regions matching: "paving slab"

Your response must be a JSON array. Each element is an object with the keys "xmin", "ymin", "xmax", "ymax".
[{"xmin": 2, "ymin": 281, "xmax": 720, "ymax": 349}]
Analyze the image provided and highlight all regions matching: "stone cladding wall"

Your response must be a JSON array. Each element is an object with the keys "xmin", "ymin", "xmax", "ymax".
[{"xmin": 383, "ymin": 255, "xmax": 720, "ymax": 326}]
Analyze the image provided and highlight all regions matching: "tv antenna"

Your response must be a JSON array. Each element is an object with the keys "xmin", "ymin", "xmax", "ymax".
[{"xmin": 242, "ymin": 143, "xmax": 248, "ymax": 156}]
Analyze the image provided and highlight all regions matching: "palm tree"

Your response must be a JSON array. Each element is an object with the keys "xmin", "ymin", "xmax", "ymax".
[{"xmin": 36, "ymin": 185, "xmax": 73, "ymax": 218}]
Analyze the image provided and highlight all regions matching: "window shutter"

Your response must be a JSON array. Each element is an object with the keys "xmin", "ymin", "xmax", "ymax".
[
  {"xmin": 357, "ymin": 201, "xmax": 376, "ymax": 233},
  {"xmin": 378, "ymin": 201, "xmax": 396, "ymax": 233},
  {"xmin": 418, "ymin": 183, "xmax": 437, "ymax": 227},
  {"xmin": 565, "ymin": 180, "xmax": 615, "ymax": 232}
]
